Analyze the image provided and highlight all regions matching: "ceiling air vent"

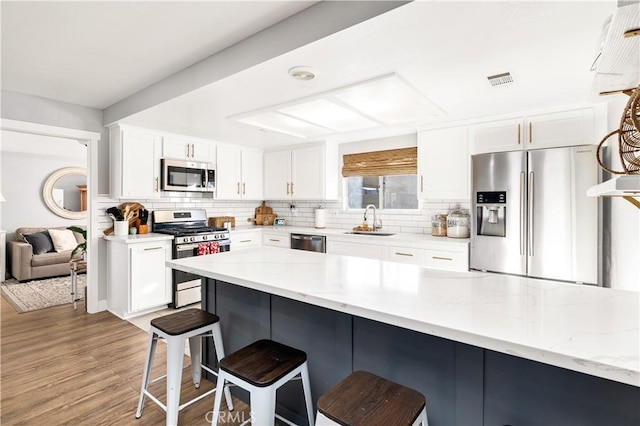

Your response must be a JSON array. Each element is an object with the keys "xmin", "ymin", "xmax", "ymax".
[{"xmin": 487, "ymin": 72, "xmax": 514, "ymax": 86}]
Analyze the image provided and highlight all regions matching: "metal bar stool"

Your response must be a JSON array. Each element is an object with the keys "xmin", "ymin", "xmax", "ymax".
[
  {"xmin": 136, "ymin": 309, "xmax": 234, "ymax": 426},
  {"xmin": 316, "ymin": 370, "xmax": 428, "ymax": 426},
  {"xmin": 211, "ymin": 339, "xmax": 314, "ymax": 426}
]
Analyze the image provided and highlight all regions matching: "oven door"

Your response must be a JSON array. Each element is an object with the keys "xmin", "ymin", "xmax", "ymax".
[
  {"xmin": 172, "ymin": 240, "xmax": 231, "ymax": 308},
  {"xmin": 162, "ymin": 158, "xmax": 213, "ymax": 192},
  {"xmin": 174, "ymin": 243, "xmax": 203, "ymax": 308}
]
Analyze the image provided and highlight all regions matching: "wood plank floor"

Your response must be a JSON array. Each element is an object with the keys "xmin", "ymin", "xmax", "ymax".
[{"xmin": 1, "ymin": 296, "xmax": 250, "ymax": 425}]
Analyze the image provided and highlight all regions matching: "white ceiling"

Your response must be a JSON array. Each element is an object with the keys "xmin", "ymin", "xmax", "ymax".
[
  {"xmin": 1, "ymin": 1, "xmax": 618, "ymax": 149},
  {"xmin": 0, "ymin": 1, "xmax": 316, "ymax": 108}
]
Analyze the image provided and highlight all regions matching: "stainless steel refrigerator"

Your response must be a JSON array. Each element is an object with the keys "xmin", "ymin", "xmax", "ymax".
[{"xmin": 470, "ymin": 146, "xmax": 599, "ymax": 285}]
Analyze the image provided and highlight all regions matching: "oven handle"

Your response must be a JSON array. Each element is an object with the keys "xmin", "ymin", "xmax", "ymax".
[{"xmin": 176, "ymin": 244, "xmax": 200, "ymax": 251}]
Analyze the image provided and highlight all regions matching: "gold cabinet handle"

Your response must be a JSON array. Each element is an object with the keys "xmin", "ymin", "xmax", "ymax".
[
  {"xmin": 291, "ymin": 182, "xmax": 294, "ymax": 195},
  {"xmin": 287, "ymin": 182, "xmax": 290, "ymax": 195},
  {"xmin": 529, "ymin": 122, "xmax": 532, "ymax": 144},
  {"xmin": 269, "ymin": 238, "xmax": 280, "ymax": 242},
  {"xmin": 186, "ymin": 143, "xmax": 190, "ymax": 157},
  {"xmin": 237, "ymin": 182, "xmax": 240, "ymax": 195},
  {"xmin": 242, "ymin": 182, "xmax": 246, "ymax": 195},
  {"xmin": 420, "ymin": 175, "xmax": 424, "ymax": 192},
  {"xmin": 432, "ymin": 256, "xmax": 453, "ymax": 261},
  {"xmin": 517, "ymin": 123, "xmax": 521, "ymax": 144},
  {"xmin": 240, "ymin": 239, "xmax": 251, "ymax": 243},
  {"xmin": 395, "ymin": 252, "xmax": 414, "ymax": 257},
  {"xmin": 144, "ymin": 247, "xmax": 163, "ymax": 251},
  {"xmin": 155, "ymin": 177, "xmax": 159, "ymax": 192}
]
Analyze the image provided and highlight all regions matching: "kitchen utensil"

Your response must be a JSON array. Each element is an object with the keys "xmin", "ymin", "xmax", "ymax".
[
  {"xmin": 103, "ymin": 202, "xmax": 146, "ymax": 235},
  {"xmin": 106, "ymin": 206, "xmax": 124, "ymax": 221},
  {"xmin": 138, "ymin": 209, "xmax": 149, "ymax": 225}
]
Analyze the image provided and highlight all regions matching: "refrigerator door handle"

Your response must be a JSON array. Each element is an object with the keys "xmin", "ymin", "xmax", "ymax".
[
  {"xmin": 528, "ymin": 171, "xmax": 534, "ymax": 256},
  {"xmin": 520, "ymin": 171, "xmax": 526, "ymax": 256}
]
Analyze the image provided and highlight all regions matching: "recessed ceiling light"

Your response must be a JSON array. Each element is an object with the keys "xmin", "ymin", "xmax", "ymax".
[{"xmin": 288, "ymin": 66, "xmax": 316, "ymax": 81}]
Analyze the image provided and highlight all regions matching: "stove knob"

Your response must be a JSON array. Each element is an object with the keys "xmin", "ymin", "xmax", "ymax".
[
  {"xmin": 189, "ymin": 236, "xmax": 195, "ymax": 242},
  {"xmin": 202, "ymin": 235, "xmax": 208, "ymax": 240}
]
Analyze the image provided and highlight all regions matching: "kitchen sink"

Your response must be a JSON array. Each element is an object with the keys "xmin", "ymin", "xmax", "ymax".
[{"xmin": 343, "ymin": 231, "xmax": 396, "ymax": 236}]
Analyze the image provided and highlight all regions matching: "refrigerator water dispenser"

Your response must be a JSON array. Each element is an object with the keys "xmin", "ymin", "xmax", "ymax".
[{"xmin": 476, "ymin": 191, "xmax": 506, "ymax": 237}]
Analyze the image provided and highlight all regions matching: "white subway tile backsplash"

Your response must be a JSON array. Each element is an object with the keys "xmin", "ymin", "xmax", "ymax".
[{"xmin": 96, "ymin": 194, "xmax": 469, "ymax": 234}]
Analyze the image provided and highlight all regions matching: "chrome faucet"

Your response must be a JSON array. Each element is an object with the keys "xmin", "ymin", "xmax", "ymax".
[{"xmin": 364, "ymin": 204, "xmax": 382, "ymax": 231}]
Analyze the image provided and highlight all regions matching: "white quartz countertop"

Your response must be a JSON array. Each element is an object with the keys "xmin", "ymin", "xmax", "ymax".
[
  {"xmin": 104, "ymin": 232, "xmax": 173, "ymax": 244},
  {"xmin": 167, "ymin": 247, "xmax": 639, "ymax": 387}
]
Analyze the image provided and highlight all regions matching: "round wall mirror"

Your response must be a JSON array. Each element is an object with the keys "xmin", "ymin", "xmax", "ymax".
[{"xmin": 42, "ymin": 167, "xmax": 87, "ymax": 220}]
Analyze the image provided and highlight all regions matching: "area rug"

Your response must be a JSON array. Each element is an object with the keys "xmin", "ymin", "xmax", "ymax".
[{"xmin": 1, "ymin": 274, "xmax": 85, "ymax": 313}]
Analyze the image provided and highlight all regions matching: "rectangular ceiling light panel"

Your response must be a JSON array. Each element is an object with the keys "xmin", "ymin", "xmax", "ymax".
[
  {"xmin": 237, "ymin": 111, "xmax": 332, "ymax": 139},
  {"xmin": 278, "ymin": 98, "xmax": 379, "ymax": 132},
  {"xmin": 334, "ymin": 76, "xmax": 441, "ymax": 125}
]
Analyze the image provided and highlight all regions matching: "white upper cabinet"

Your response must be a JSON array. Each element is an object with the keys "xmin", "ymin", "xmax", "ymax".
[
  {"xmin": 292, "ymin": 145, "xmax": 325, "ymax": 199},
  {"xmin": 163, "ymin": 136, "xmax": 213, "ymax": 163},
  {"xmin": 469, "ymin": 117, "xmax": 523, "ymax": 154},
  {"xmin": 470, "ymin": 106, "xmax": 603, "ymax": 155},
  {"xmin": 417, "ymin": 125, "xmax": 469, "ymax": 200},
  {"xmin": 264, "ymin": 143, "xmax": 338, "ymax": 200},
  {"xmin": 264, "ymin": 150, "xmax": 292, "ymax": 199},
  {"xmin": 240, "ymin": 148, "xmax": 263, "ymax": 200},
  {"xmin": 109, "ymin": 125, "xmax": 162, "ymax": 199},
  {"xmin": 216, "ymin": 144, "xmax": 263, "ymax": 200},
  {"xmin": 525, "ymin": 108, "xmax": 596, "ymax": 150}
]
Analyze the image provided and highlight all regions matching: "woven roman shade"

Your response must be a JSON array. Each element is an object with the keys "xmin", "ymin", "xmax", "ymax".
[{"xmin": 342, "ymin": 147, "xmax": 417, "ymax": 177}]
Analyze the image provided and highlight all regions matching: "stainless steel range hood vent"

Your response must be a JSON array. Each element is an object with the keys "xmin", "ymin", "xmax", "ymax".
[{"xmin": 587, "ymin": 175, "xmax": 640, "ymax": 196}]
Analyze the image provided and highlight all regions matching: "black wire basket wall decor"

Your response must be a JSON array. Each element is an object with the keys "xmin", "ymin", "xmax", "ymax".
[{"xmin": 596, "ymin": 84, "xmax": 640, "ymax": 175}]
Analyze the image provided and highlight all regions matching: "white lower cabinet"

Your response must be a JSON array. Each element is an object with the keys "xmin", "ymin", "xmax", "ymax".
[
  {"xmin": 106, "ymin": 237, "xmax": 172, "ymax": 319},
  {"xmin": 326, "ymin": 235, "xmax": 468, "ymax": 271},
  {"xmin": 263, "ymin": 232, "xmax": 290, "ymax": 248},
  {"xmin": 231, "ymin": 230, "xmax": 262, "ymax": 251},
  {"xmin": 388, "ymin": 246, "xmax": 424, "ymax": 265},
  {"xmin": 423, "ymin": 243, "xmax": 469, "ymax": 272},
  {"xmin": 326, "ymin": 239, "xmax": 388, "ymax": 260}
]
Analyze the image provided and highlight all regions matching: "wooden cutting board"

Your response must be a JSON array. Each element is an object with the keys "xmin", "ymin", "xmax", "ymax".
[{"xmin": 255, "ymin": 200, "xmax": 273, "ymax": 215}]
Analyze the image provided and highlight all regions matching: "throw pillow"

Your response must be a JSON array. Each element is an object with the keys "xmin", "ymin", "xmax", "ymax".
[
  {"xmin": 48, "ymin": 228, "xmax": 78, "ymax": 252},
  {"xmin": 24, "ymin": 231, "xmax": 55, "ymax": 255}
]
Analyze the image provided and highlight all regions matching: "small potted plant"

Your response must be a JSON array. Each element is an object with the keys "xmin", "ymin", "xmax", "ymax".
[{"xmin": 67, "ymin": 226, "xmax": 87, "ymax": 261}]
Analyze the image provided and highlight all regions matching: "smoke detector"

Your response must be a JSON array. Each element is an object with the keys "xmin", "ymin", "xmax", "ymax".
[
  {"xmin": 487, "ymin": 72, "xmax": 514, "ymax": 87},
  {"xmin": 288, "ymin": 66, "xmax": 316, "ymax": 81}
]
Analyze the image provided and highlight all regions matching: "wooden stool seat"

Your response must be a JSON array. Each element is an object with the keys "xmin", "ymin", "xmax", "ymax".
[
  {"xmin": 220, "ymin": 339, "xmax": 307, "ymax": 387},
  {"xmin": 317, "ymin": 371, "xmax": 427, "ymax": 426},
  {"xmin": 151, "ymin": 309, "xmax": 221, "ymax": 336},
  {"xmin": 136, "ymin": 308, "xmax": 232, "ymax": 426}
]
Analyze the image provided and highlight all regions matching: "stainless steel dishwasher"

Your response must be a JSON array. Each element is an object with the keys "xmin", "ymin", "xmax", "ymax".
[{"xmin": 290, "ymin": 233, "xmax": 326, "ymax": 253}]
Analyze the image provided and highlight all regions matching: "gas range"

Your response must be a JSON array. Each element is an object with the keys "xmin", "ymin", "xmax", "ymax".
[
  {"xmin": 151, "ymin": 209, "xmax": 232, "ymax": 308},
  {"xmin": 152, "ymin": 209, "xmax": 230, "ymax": 243}
]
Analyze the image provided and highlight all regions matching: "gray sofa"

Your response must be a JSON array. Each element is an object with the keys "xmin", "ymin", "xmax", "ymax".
[{"xmin": 7, "ymin": 227, "xmax": 85, "ymax": 282}]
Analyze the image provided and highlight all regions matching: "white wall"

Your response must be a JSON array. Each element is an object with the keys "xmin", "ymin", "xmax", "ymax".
[
  {"xmin": 1, "ymin": 90, "xmax": 109, "ymax": 195},
  {"xmin": 1, "ymin": 130, "xmax": 87, "ymax": 242}
]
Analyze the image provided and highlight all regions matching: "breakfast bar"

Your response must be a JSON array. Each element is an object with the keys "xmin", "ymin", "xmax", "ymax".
[{"xmin": 168, "ymin": 247, "xmax": 639, "ymax": 425}]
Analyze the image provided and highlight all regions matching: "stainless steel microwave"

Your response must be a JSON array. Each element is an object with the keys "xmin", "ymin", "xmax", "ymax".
[{"xmin": 161, "ymin": 158, "xmax": 215, "ymax": 192}]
